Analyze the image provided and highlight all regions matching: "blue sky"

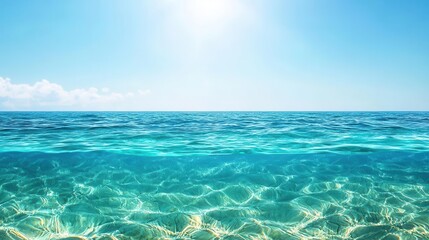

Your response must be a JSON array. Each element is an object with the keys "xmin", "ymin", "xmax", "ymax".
[{"xmin": 0, "ymin": 0, "xmax": 428, "ymax": 110}]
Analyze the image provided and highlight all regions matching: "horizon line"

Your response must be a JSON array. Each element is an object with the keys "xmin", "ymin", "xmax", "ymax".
[{"xmin": 0, "ymin": 110, "xmax": 428, "ymax": 113}]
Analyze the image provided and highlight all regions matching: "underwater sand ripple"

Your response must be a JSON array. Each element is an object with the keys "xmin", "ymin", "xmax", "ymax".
[{"xmin": 0, "ymin": 152, "xmax": 428, "ymax": 239}]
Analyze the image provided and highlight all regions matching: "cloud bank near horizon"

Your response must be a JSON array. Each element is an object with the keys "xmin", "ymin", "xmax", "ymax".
[{"xmin": 0, "ymin": 77, "xmax": 150, "ymax": 110}]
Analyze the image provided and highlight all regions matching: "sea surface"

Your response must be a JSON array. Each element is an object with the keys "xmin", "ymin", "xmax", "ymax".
[{"xmin": 0, "ymin": 112, "xmax": 428, "ymax": 239}]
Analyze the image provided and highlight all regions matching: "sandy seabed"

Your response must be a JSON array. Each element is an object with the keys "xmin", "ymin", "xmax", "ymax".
[{"xmin": 0, "ymin": 152, "xmax": 428, "ymax": 239}]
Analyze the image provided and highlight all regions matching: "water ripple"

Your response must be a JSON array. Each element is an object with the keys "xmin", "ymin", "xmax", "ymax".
[
  {"xmin": 0, "ymin": 112, "xmax": 429, "ymax": 156},
  {"xmin": 0, "ymin": 152, "xmax": 428, "ymax": 239}
]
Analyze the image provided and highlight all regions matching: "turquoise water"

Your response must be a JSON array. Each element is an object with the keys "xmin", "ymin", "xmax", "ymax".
[{"xmin": 0, "ymin": 112, "xmax": 428, "ymax": 239}]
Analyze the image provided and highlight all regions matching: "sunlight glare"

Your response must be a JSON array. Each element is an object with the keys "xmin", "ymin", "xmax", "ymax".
[{"xmin": 183, "ymin": 0, "xmax": 245, "ymax": 37}]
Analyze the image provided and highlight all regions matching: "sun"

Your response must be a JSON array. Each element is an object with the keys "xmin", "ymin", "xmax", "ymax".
[
  {"xmin": 156, "ymin": 0, "xmax": 249, "ymax": 40},
  {"xmin": 182, "ymin": 0, "xmax": 245, "ymax": 37},
  {"xmin": 187, "ymin": 0, "xmax": 232, "ymax": 24}
]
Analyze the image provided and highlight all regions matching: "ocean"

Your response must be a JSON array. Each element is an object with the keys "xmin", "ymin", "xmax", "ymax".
[{"xmin": 0, "ymin": 112, "xmax": 428, "ymax": 239}]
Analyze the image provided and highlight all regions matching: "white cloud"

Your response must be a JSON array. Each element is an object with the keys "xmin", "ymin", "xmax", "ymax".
[{"xmin": 0, "ymin": 77, "xmax": 150, "ymax": 110}]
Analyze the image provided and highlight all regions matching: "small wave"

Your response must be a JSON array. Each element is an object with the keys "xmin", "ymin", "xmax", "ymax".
[{"xmin": 0, "ymin": 112, "xmax": 428, "ymax": 156}]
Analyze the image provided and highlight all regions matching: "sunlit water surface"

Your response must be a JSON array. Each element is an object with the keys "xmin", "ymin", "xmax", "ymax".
[{"xmin": 0, "ymin": 112, "xmax": 428, "ymax": 239}]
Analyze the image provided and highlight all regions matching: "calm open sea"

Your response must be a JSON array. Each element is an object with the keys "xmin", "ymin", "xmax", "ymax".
[{"xmin": 0, "ymin": 112, "xmax": 428, "ymax": 239}]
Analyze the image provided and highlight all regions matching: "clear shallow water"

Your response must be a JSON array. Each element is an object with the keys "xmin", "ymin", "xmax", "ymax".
[{"xmin": 0, "ymin": 112, "xmax": 428, "ymax": 239}]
